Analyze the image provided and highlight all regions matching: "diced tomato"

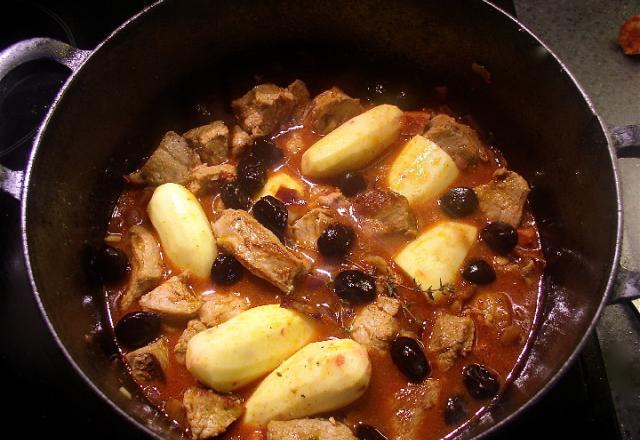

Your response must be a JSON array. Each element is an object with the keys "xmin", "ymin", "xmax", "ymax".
[{"xmin": 619, "ymin": 15, "xmax": 640, "ymax": 55}]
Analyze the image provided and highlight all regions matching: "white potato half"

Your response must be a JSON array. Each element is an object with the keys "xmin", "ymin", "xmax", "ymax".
[
  {"xmin": 147, "ymin": 183, "xmax": 216, "ymax": 278},
  {"xmin": 394, "ymin": 221, "xmax": 478, "ymax": 301},
  {"xmin": 300, "ymin": 104, "xmax": 403, "ymax": 178},
  {"xmin": 186, "ymin": 304, "xmax": 316, "ymax": 392},
  {"xmin": 244, "ymin": 338, "xmax": 371, "ymax": 425},
  {"xmin": 255, "ymin": 171, "xmax": 305, "ymax": 200},
  {"xmin": 388, "ymin": 134, "xmax": 459, "ymax": 205}
]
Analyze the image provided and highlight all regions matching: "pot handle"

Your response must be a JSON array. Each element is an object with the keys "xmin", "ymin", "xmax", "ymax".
[
  {"xmin": 609, "ymin": 124, "xmax": 640, "ymax": 303},
  {"xmin": 0, "ymin": 38, "xmax": 92, "ymax": 202}
]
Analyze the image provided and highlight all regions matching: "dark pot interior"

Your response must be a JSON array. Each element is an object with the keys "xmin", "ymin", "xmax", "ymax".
[{"xmin": 23, "ymin": 0, "xmax": 618, "ymax": 438}]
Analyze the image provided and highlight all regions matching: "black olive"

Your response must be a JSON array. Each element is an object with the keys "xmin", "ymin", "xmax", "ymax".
[
  {"xmin": 250, "ymin": 138, "xmax": 283, "ymax": 166},
  {"xmin": 220, "ymin": 181, "xmax": 252, "ymax": 210},
  {"xmin": 237, "ymin": 156, "xmax": 267, "ymax": 195},
  {"xmin": 92, "ymin": 245, "xmax": 129, "ymax": 283},
  {"xmin": 356, "ymin": 424, "xmax": 388, "ymax": 440},
  {"xmin": 212, "ymin": 253, "xmax": 244, "ymax": 285},
  {"xmin": 317, "ymin": 224, "xmax": 356, "ymax": 257},
  {"xmin": 444, "ymin": 395, "xmax": 468, "ymax": 426},
  {"xmin": 439, "ymin": 187, "xmax": 479, "ymax": 218},
  {"xmin": 336, "ymin": 171, "xmax": 366, "ymax": 197},
  {"xmin": 390, "ymin": 336, "xmax": 431, "ymax": 382},
  {"xmin": 114, "ymin": 312, "xmax": 161, "ymax": 350},
  {"xmin": 480, "ymin": 222, "xmax": 518, "ymax": 254},
  {"xmin": 334, "ymin": 270, "xmax": 376, "ymax": 304},
  {"xmin": 462, "ymin": 259, "xmax": 496, "ymax": 285},
  {"xmin": 462, "ymin": 363, "xmax": 500, "ymax": 400},
  {"xmin": 252, "ymin": 196, "xmax": 288, "ymax": 239}
]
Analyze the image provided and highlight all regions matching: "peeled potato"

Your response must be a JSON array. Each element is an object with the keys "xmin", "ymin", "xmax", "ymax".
[
  {"xmin": 244, "ymin": 338, "xmax": 371, "ymax": 425},
  {"xmin": 147, "ymin": 183, "xmax": 216, "ymax": 278},
  {"xmin": 394, "ymin": 221, "xmax": 477, "ymax": 301},
  {"xmin": 256, "ymin": 171, "xmax": 305, "ymax": 200},
  {"xmin": 388, "ymin": 134, "xmax": 459, "ymax": 205},
  {"xmin": 186, "ymin": 304, "xmax": 316, "ymax": 392},
  {"xmin": 301, "ymin": 104, "xmax": 402, "ymax": 178}
]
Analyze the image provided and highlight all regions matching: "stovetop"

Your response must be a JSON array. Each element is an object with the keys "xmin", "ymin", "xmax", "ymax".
[{"xmin": 0, "ymin": 1, "xmax": 637, "ymax": 439}]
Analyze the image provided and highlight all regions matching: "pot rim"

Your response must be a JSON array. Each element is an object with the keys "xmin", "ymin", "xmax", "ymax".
[{"xmin": 18, "ymin": 0, "xmax": 624, "ymax": 439}]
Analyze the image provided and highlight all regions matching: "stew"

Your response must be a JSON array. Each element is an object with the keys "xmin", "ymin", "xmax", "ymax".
[{"xmin": 99, "ymin": 78, "xmax": 544, "ymax": 440}]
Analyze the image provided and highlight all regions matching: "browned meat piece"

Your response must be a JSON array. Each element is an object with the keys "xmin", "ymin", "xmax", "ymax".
[
  {"xmin": 427, "ymin": 314, "xmax": 475, "ymax": 371},
  {"xmin": 183, "ymin": 387, "xmax": 244, "ymax": 439},
  {"xmin": 288, "ymin": 208, "xmax": 337, "ymax": 249},
  {"xmin": 474, "ymin": 168, "xmax": 530, "ymax": 227},
  {"xmin": 174, "ymin": 319, "xmax": 207, "ymax": 364},
  {"xmin": 303, "ymin": 87, "xmax": 363, "ymax": 135},
  {"xmin": 120, "ymin": 225, "xmax": 163, "ymax": 310},
  {"xmin": 139, "ymin": 273, "xmax": 202, "ymax": 319},
  {"xmin": 186, "ymin": 164, "xmax": 236, "ymax": 196},
  {"xmin": 424, "ymin": 114, "xmax": 488, "ymax": 169},
  {"xmin": 352, "ymin": 189, "xmax": 417, "ymax": 236},
  {"xmin": 199, "ymin": 294, "xmax": 250, "ymax": 327},
  {"xmin": 351, "ymin": 296, "xmax": 400, "ymax": 351},
  {"xmin": 400, "ymin": 111, "xmax": 431, "ymax": 136},
  {"xmin": 493, "ymin": 255, "xmax": 536, "ymax": 278},
  {"xmin": 465, "ymin": 291, "xmax": 513, "ymax": 330},
  {"xmin": 125, "ymin": 338, "xmax": 169, "ymax": 382},
  {"xmin": 267, "ymin": 418, "xmax": 356, "ymax": 440},
  {"xmin": 391, "ymin": 379, "xmax": 441, "ymax": 440},
  {"xmin": 232, "ymin": 80, "xmax": 309, "ymax": 138},
  {"xmin": 287, "ymin": 79, "xmax": 311, "ymax": 111},
  {"xmin": 281, "ymin": 130, "xmax": 306, "ymax": 156},
  {"xmin": 128, "ymin": 131, "xmax": 201, "ymax": 185},
  {"xmin": 315, "ymin": 191, "xmax": 349, "ymax": 211},
  {"xmin": 212, "ymin": 210, "xmax": 307, "ymax": 293},
  {"xmin": 183, "ymin": 121, "xmax": 229, "ymax": 165},
  {"xmin": 230, "ymin": 125, "xmax": 253, "ymax": 156}
]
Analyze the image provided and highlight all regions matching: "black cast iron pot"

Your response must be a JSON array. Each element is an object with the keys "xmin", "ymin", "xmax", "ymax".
[{"xmin": 1, "ymin": 0, "xmax": 639, "ymax": 438}]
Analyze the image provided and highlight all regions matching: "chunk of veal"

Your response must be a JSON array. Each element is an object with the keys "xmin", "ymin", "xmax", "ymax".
[
  {"xmin": 139, "ymin": 273, "xmax": 202, "ymax": 319},
  {"xmin": 199, "ymin": 294, "xmax": 250, "ymax": 327},
  {"xmin": 232, "ymin": 80, "xmax": 309, "ymax": 138},
  {"xmin": 350, "ymin": 296, "xmax": 400, "ymax": 351},
  {"xmin": 183, "ymin": 120, "xmax": 229, "ymax": 165},
  {"xmin": 183, "ymin": 387, "xmax": 244, "ymax": 440},
  {"xmin": 352, "ymin": 189, "xmax": 417, "ymax": 236},
  {"xmin": 125, "ymin": 338, "xmax": 169, "ymax": 382},
  {"xmin": 301, "ymin": 104, "xmax": 403, "ymax": 178},
  {"xmin": 427, "ymin": 313, "xmax": 475, "ymax": 371},
  {"xmin": 230, "ymin": 125, "xmax": 253, "ymax": 157},
  {"xmin": 256, "ymin": 171, "xmax": 305, "ymax": 200},
  {"xmin": 388, "ymin": 134, "xmax": 459, "ymax": 205},
  {"xmin": 267, "ymin": 419, "xmax": 356, "ymax": 440},
  {"xmin": 288, "ymin": 208, "xmax": 337, "ymax": 249},
  {"xmin": 212, "ymin": 210, "xmax": 307, "ymax": 293},
  {"xmin": 474, "ymin": 168, "xmax": 530, "ymax": 227},
  {"xmin": 186, "ymin": 164, "xmax": 236, "ymax": 196},
  {"xmin": 245, "ymin": 339, "xmax": 371, "ymax": 425},
  {"xmin": 186, "ymin": 304, "xmax": 316, "ymax": 392},
  {"xmin": 465, "ymin": 291, "xmax": 513, "ymax": 330},
  {"xmin": 303, "ymin": 87, "xmax": 364, "ymax": 135},
  {"xmin": 424, "ymin": 114, "xmax": 488, "ymax": 169},
  {"xmin": 394, "ymin": 222, "xmax": 477, "ymax": 301},
  {"xmin": 391, "ymin": 379, "xmax": 441, "ymax": 440},
  {"xmin": 147, "ymin": 183, "xmax": 216, "ymax": 279},
  {"xmin": 128, "ymin": 131, "xmax": 201, "ymax": 185},
  {"xmin": 174, "ymin": 319, "xmax": 207, "ymax": 364},
  {"xmin": 120, "ymin": 225, "xmax": 163, "ymax": 310}
]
